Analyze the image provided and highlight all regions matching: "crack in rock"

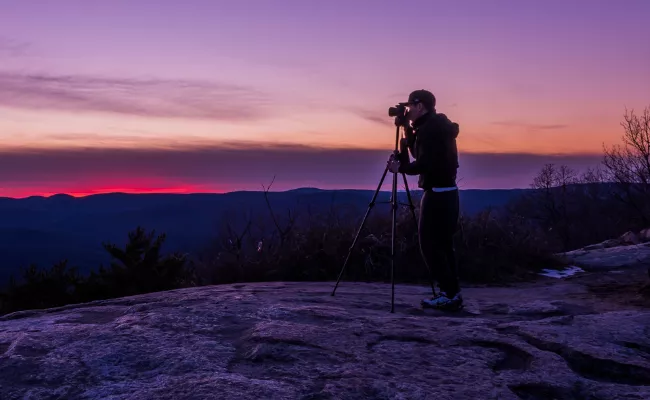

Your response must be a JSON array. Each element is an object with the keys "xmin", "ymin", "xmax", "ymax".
[
  {"xmin": 508, "ymin": 382, "xmax": 603, "ymax": 400},
  {"xmin": 620, "ymin": 341, "xmax": 650, "ymax": 359},
  {"xmin": 366, "ymin": 334, "xmax": 438, "ymax": 350},
  {"xmin": 518, "ymin": 333, "xmax": 650, "ymax": 386},
  {"xmin": 469, "ymin": 340, "xmax": 535, "ymax": 372}
]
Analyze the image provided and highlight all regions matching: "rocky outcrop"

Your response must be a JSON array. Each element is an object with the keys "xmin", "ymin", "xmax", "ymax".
[
  {"xmin": 1, "ymin": 273, "xmax": 649, "ymax": 399},
  {"xmin": 583, "ymin": 227, "xmax": 650, "ymax": 250},
  {"xmin": 556, "ymin": 242, "xmax": 650, "ymax": 270},
  {"xmin": 640, "ymin": 227, "xmax": 650, "ymax": 243},
  {"xmin": 555, "ymin": 228, "xmax": 650, "ymax": 272}
]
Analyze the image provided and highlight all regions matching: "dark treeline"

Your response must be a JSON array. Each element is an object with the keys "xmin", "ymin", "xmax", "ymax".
[{"xmin": 1, "ymin": 107, "xmax": 648, "ymax": 316}]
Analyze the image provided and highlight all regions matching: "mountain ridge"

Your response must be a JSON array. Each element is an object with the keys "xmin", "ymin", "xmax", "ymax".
[{"xmin": 0, "ymin": 187, "xmax": 527, "ymax": 284}]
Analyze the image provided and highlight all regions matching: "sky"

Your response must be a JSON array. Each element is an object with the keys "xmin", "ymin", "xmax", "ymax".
[{"xmin": 0, "ymin": 0, "xmax": 649, "ymax": 197}]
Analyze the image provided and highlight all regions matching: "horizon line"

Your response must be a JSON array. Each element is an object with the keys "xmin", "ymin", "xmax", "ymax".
[{"xmin": 0, "ymin": 182, "xmax": 620, "ymax": 200}]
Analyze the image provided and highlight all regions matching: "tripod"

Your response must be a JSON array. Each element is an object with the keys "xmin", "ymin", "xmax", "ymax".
[{"xmin": 330, "ymin": 123, "xmax": 437, "ymax": 313}]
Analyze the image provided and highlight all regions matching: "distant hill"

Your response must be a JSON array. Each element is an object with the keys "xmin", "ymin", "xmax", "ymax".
[{"xmin": 0, "ymin": 187, "xmax": 526, "ymax": 285}]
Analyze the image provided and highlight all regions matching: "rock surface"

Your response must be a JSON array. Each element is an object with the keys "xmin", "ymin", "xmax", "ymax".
[
  {"xmin": 556, "ymin": 242, "xmax": 650, "ymax": 270},
  {"xmin": 1, "ymin": 267, "xmax": 650, "ymax": 400},
  {"xmin": 640, "ymin": 228, "xmax": 650, "ymax": 242},
  {"xmin": 569, "ymin": 228, "xmax": 650, "ymax": 252}
]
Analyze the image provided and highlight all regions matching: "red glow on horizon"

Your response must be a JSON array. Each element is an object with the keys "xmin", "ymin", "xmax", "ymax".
[
  {"xmin": 0, "ymin": 182, "xmax": 227, "ymax": 199},
  {"xmin": 1, "ymin": 181, "xmax": 376, "ymax": 199},
  {"xmin": 41, "ymin": 186, "xmax": 218, "ymax": 198}
]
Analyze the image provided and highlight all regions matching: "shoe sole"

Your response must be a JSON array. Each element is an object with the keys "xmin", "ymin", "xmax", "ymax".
[{"xmin": 421, "ymin": 301, "xmax": 464, "ymax": 312}]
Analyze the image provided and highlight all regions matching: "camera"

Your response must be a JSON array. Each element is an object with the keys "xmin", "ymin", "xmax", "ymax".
[
  {"xmin": 388, "ymin": 104, "xmax": 406, "ymax": 118},
  {"xmin": 388, "ymin": 104, "xmax": 408, "ymax": 126}
]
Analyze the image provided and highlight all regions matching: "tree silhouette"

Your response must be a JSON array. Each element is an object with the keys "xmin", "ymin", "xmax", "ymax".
[
  {"xmin": 602, "ymin": 106, "xmax": 650, "ymax": 226},
  {"xmin": 94, "ymin": 226, "xmax": 190, "ymax": 297},
  {"xmin": 1, "ymin": 260, "xmax": 82, "ymax": 313}
]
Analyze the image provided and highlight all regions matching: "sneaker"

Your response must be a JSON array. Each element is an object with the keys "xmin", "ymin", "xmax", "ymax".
[
  {"xmin": 421, "ymin": 291, "xmax": 464, "ymax": 311},
  {"xmin": 421, "ymin": 291, "xmax": 448, "ymax": 307}
]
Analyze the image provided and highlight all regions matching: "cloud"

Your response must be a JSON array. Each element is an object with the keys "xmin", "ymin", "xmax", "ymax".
[
  {"xmin": 0, "ymin": 71, "xmax": 273, "ymax": 121},
  {"xmin": 456, "ymin": 151, "xmax": 602, "ymax": 188},
  {"xmin": 39, "ymin": 132, "xmax": 161, "ymax": 146},
  {"xmin": 0, "ymin": 37, "xmax": 30, "ymax": 58},
  {"xmin": 350, "ymin": 107, "xmax": 394, "ymax": 127},
  {"xmin": 491, "ymin": 121, "xmax": 568, "ymax": 131},
  {"xmin": 0, "ymin": 142, "xmax": 604, "ymax": 196}
]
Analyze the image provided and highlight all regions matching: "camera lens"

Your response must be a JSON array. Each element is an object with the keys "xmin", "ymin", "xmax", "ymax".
[{"xmin": 388, "ymin": 106, "xmax": 404, "ymax": 117}]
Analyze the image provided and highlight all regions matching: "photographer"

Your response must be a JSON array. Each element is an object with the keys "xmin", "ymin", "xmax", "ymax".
[{"xmin": 387, "ymin": 89, "xmax": 463, "ymax": 311}]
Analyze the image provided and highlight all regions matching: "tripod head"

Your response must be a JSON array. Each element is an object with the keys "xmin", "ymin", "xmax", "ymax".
[{"xmin": 388, "ymin": 105, "xmax": 411, "ymax": 153}]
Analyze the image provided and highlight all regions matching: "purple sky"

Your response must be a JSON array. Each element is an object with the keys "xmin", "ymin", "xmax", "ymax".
[{"xmin": 0, "ymin": 0, "xmax": 649, "ymax": 196}]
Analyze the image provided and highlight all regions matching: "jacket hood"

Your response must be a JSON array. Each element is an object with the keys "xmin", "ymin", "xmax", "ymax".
[{"xmin": 434, "ymin": 113, "xmax": 459, "ymax": 138}]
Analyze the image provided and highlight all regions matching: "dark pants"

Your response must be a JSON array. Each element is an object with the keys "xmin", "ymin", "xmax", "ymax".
[{"xmin": 418, "ymin": 188, "xmax": 461, "ymax": 297}]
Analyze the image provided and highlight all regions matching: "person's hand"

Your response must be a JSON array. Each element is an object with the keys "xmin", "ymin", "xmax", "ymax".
[{"xmin": 394, "ymin": 115, "xmax": 408, "ymax": 128}]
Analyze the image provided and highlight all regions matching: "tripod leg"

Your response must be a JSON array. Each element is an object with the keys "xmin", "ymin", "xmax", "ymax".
[
  {"xmin": 401, "ymin": 173, "xmax": 436, "ymax": 297},
  {"xmin": 331, "ymin": 165, "xmax": 390, "ymax": 296},
  {"xmin": 390, "ymin": 168, "xmax": 398, "ymax": 313}
]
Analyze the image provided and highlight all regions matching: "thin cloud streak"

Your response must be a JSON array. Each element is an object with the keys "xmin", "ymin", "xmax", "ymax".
[
  {"xmin": 0, "ymin": 72, "xmax": 273, "ymax": 121},
  {"xmin": 350, "ymin": 107, "xmax": 395, "ymax": 127},
  {"xmin": 0, "ymin": 36, "xmax": 30, "ymax": 58},
  {"xmin": 491, "ymin": 121, "xmax": 569, "ymax": 131},
  {"xmin": 0, "ymin": 143, "xmax": 605, "ymax": 196}
]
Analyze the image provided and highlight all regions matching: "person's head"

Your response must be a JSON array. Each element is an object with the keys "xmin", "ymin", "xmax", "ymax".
[{"xmin": 403, "ymin": 89, "xmax": 436, "ymax": 122}]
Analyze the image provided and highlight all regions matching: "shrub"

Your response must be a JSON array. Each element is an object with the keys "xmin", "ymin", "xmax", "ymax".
[
  {"xmin": 192, "ymin": 187, "xmax": 561, "ymax": 287},
  {"xmin": 0, "ymin": 227, "xmax": 193, "ymax": 315}
]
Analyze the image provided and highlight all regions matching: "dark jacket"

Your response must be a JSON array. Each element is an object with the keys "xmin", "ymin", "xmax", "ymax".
[{"xmin": 398, "ymin": 112, "xmax": 460, "ymax": 189}]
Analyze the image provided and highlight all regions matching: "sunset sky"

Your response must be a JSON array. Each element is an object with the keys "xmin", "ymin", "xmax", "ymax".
[{"xmin": 1, "ymin": 0, "xmax": 649, "ymax": 197}]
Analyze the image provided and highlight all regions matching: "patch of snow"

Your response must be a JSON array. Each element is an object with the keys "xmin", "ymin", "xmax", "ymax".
[{"xmin": 539, "ymin": 265, "xmax": 585, "ymax": 278}]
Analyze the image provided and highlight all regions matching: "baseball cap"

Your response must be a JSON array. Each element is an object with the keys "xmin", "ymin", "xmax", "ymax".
[{"xmin": 400, "ymin": 89, "xmax": 436, "ymax": 110}]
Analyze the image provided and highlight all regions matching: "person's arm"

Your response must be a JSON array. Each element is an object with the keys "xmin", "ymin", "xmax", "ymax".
[
  {"xmin": 404, "ymin": 126, "xmax": 417, "ymax": 158},
  {"xmin": 398, "ymin": 128, "xmax": 435, "ymax": 176}
]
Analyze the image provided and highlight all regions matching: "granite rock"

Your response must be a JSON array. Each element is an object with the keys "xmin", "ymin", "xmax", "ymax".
[
  {"xmin": 556, "ymin": 242, "xmax": 650, "ymax": 270},
  {"xmin": 1, "ymin": 277, "xmax": 649, "ymax": 399}
]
